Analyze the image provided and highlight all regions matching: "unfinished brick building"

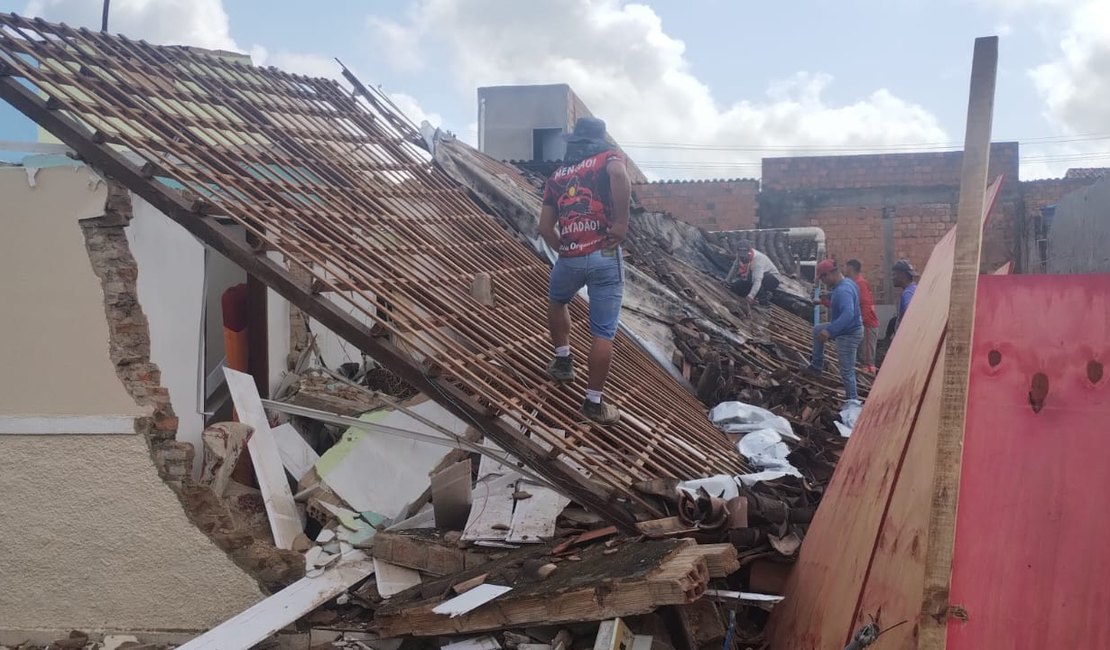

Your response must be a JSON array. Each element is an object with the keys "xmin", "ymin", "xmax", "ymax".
[
  {"xmin": 758, "ymin": 143, "xmax": 1023, "ymax": 304},
  {"xmin": 633, "ymin": 179, "xmax": 759, "ymax": 232}
]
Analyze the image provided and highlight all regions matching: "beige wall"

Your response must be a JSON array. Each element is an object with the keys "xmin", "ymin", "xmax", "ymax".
[
  {"xmin": 0, "ymin": 166, "xmax": 264, "ymax": 633},
  {"xmin": 0, "ymin": 435, "xmax": 264, "ymax": 632},
  {"xmin": 0, "ymin": 167, "xmax": 142, "ymax": 417}
]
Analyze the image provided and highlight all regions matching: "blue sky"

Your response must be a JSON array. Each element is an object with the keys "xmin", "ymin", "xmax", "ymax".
[{"xmin": 2, "ymin": 0, "xmax": 1107, "ymax": 179}]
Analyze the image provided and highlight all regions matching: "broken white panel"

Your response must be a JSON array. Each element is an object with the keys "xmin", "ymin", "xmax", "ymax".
[
  {"xmin": 508, "ymin": 429, "xmax": 571, "ymax": 544},
  {"xmin": 442, "ymin": 637, "xmax": 501, "ymax": 650},
  {"xmin": 225, "ymin": 368, "xmax": 302, "ymax": 550},
  {"xmin": 507, "ymin": 483, "xmax": 570, "ymax": 543},
  {"xmin": 271, "ymin": 422, "xmax": 320, "ymax": 481},
  {"xmin": 386, "ymin": 505, "xmax": 436, "ymax": 531},
  {"xmin": 432, "ymin": 584, "xmax": 512, "ymax": 618},
  {"xmin": 315, "ymin": 398, "xmax": 471, "ymax": 517},
  {"xmin": 373, "ymin": 557, "xmax": 422, "ymax": 598},
  {"xmin": 177, "ymin": 553, "xmax": 374, "ymax": 650},
  {"xmin": 462, "ymin": 449, "xmax": 522, "ymax": 542},
  {"xmin": 431, "ymin": 459, "xmax": 473, "ymax": 530}
]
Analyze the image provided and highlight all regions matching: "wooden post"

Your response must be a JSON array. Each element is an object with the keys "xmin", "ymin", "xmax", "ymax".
[{"xmin": 918, "ymin": 36, "xmax": 998, "ymax": 650}]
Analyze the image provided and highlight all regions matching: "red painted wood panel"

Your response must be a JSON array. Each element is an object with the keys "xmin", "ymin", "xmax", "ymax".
[{"xmin": 948, "ymin": 274, "xmax": 1110, "ymax": 649}]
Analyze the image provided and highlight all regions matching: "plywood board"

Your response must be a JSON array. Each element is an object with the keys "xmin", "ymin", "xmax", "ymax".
[
  {"xmin": 768, "ymin": 177, "xmax": 1004, "ymax": 650},
  {"xmin": 920, "ymin": 36, "xmax": 998, "ymax": 649},
  {"xmin": 224, "ymin": 368, "xmax": 302, "ymax": 550},
  {"xmin": 850, "ymin": 351, "xmax": 946, "ymax": 647},
  {"xmin": 946, "ymin": 275, "xmax": 1110, "ymax": 648}
]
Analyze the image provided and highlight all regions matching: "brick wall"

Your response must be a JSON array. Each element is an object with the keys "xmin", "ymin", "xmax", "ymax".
[
  {"xmin": 633, "ymin": 179, "xmax": 759, "ymax": 231},
  {"xmin": 762, "ymin": 142, "xmax": 1021, "ymax": 191},
  {"xmin": 759, "ymin": 143, "xmax": 1024, "ymax": 298}
]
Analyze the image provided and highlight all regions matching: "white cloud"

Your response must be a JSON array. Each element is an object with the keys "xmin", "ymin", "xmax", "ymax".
[
  {"xmin": 25, "ymin": 0, "xmax": 238, "ymax": 51},
  {"xmin": 1029, "ymin": 1, "xmax": 1110, "ymax": 134},
  {"xmin": 1016, "ymin": 0, "xmax": 1110, "ymax": 178},
  {"xmin": 389, "ymin": 92, "xmax": 443, "ymax": 128},
  {"xmin": 368, "ymin": 0, "xmax": 948, "ymax": 179}
]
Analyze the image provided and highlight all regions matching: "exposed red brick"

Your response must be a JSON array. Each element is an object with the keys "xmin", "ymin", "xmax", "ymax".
[{"xmin": 633, "ymin": 179, "xmax": 759, "ymax": 231}]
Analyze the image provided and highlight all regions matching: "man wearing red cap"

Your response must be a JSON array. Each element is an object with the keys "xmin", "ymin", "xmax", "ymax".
[{"xmin": 805, "ymin": 259, "xmax": 864, "ymax": 404}]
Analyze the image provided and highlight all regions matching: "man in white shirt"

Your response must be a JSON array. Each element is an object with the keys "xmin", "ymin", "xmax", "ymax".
[{"xmin": 724, "ymin": 243, "xmax": 781, "ymax": 306}]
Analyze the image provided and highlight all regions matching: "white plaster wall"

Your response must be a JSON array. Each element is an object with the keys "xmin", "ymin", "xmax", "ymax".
[
  {"xmin": 0, "ymin": 434, "xmax": 264, "ymax": 632},
  {"xmin": 125, "ymin": 198, "xmax": 206, "ymax": 475}
]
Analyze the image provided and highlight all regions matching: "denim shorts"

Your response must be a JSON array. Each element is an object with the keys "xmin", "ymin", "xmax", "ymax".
[{"xmin": 548, "ymin": 248, "xmax": 625, "ymax": 340}]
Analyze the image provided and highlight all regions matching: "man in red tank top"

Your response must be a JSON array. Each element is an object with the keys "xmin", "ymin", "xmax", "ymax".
[{"xmin": 539, "ymin": 117, "xmax": 631, "ymax": 425}]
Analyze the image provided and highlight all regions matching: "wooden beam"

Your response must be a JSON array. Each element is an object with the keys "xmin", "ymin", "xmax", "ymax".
[
  {"xmin": 374, "ymin": 540, "xmax": 708, "ymax": 637},
  {"xmin": 919, "ymin": 36, "xmax": 998, "ymax": 650},
  {"xmin": 0, "ymin": 75, "xmax": 638, "ymax": 535}
]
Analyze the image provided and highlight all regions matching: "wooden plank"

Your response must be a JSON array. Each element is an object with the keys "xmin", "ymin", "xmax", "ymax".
[
  {"xmin": 224, "ymin": 368, "xmax": 302, "ymax": 550},
  {"xmin": 176, "ymin": 553, "xmax": 374, "ymax": 650},
  {"xmin": 920, "ymin": 36, "xmax": 998, "ymax": 650},
  {"xmin": 946, "ymin": 275, "xmax": 1110, "ymax": 648},
  {"xmin": 432, "ymin": 459, "xmax": 473, "ymax": 530},
  {"xmin": 690, "ymin": 543, "xmax": 740, "ymax": 578},
  {"xmin": 375, "ymin": 540, "xmax": 708, "ymax": 637}
]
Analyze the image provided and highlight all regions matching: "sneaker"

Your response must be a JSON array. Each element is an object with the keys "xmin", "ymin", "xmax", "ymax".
[
  {"xmin": 798, "ymin": 364, "xmax": 822, "ymax": 378},
  {"xmin": 547, "ymin": 354, "xmax": 576, "ymax": 382},
  {"xmin": 581, "ymin": 398, "xmax": 621, "ymax": 425}
]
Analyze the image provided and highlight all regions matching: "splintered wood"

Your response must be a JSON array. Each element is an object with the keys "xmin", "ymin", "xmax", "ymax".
[{"xmin": 374, "ymin": 539, "xmax": 709, "ymax": 636}]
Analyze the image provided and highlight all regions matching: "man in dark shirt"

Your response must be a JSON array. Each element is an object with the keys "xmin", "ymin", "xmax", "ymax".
[
  {"xmin": 539, "ymin": 117, "xmax": 631, "ymax": 425},
  {"xmin": 892, "ymin": 259, "xmax": 919, "ymax": 332}
]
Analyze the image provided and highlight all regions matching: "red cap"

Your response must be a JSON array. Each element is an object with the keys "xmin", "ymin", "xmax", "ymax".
[{"xmin": 815, "ymin": 259, "xmax": 837, "ymax": 278}]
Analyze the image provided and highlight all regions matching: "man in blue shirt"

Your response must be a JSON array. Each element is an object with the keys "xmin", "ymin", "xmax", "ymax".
[
  {"xmin": 805, "ymin": 259, "xmax": 864, "ymax": 403},
  {"xmin": 892, "ymin": 259, "xmax": 918, "ymax": 332}
]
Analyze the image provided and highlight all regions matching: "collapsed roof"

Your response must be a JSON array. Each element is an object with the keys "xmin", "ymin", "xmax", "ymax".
[{"xmin": 0, "ymin": 15, "xmax": 748, "ymax": 529}]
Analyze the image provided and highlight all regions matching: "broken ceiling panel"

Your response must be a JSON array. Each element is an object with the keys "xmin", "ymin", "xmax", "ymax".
[{"xmin": 0, "ymin": 15, "xmax": 745, "ymax": 529}]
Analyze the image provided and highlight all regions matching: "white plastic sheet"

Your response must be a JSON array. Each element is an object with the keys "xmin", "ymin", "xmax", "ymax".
[
  {"xmin": 677, "ymin": 474, "xmax": 740, "ymax": 500},
  {"xmin": 709, "ymin": 401, "xmax": 799, "ymax": 441},
  {"xmin": 737, "ymin": 429, "xmax": 802, "ymax": 478},
  {"xmin": 836, "ymin": 399, "xmax": 863, "ymax": 438}
]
